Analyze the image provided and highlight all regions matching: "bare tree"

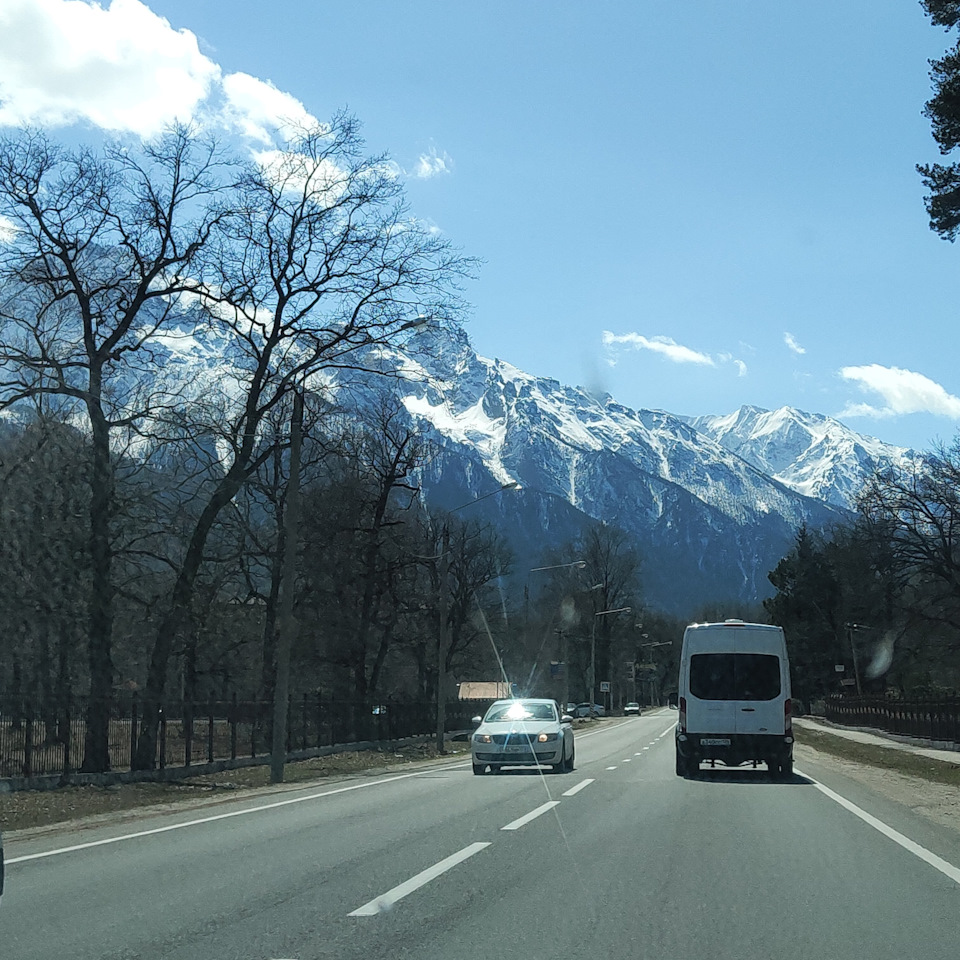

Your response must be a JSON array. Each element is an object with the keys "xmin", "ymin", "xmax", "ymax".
[
  {"xmin": 0, "ymin": 127, "xmax": 229, "ymax": 770},
  {"xmin": 133, "ymin": 114, "xmax": 475, "ymax": 767}
]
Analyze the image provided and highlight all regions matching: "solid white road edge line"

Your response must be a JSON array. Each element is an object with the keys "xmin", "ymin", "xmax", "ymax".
[
  {"xmin": 348, "ymin": 842, "xmax": 491, "ymax": 917},
  {"xmin": 7, "ymin": 761, "xmax": 468, "ymax": 865},
  {"xmin": 798, "ymin": 768, "xmax": 960, "ymax": 886},
  {"xmin": 562, "ymin": 778, "xmax": 595, "ymax": 797},
  {"xmin": 501, "ymin": 800, "xmax": 561, "ymax": 831}
]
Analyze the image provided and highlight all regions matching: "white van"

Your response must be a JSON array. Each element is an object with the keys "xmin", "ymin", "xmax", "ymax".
[{"xmin": 675, "ymin": 620, "xmax": 793, "ymax": 778}]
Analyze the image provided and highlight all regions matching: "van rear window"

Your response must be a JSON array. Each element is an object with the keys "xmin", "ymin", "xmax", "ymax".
[{"xmin": 689, "ymin": 653, "xmax": 781, "ymax": 701}]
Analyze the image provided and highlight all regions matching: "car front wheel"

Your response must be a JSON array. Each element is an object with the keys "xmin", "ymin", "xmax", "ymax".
[{"xmin": 473, "ymin": 762, "xmax": 486, "ymax": 775}]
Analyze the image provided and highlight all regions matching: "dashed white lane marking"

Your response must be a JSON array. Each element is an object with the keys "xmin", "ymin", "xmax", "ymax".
[
  {"xmin": 635, "ymin": 752, "xmax": 643, "ymax": 756},
  {"xmin": 562, "ymin": 778, "xmax": 595, "ymax": 797},
  {"xmin": 799, "ymin": 768, "xmax": 960, "ymax": 887},
  {"xmin": 606, "ymin": 765, "xmax": 618, "ymax": 770},
  {"xmin": 348, "ymin": 842, "xmax": 491, "ymax": 916},
  {"xmin": 643, "ymin": 747, "xmax": 649, "ymax": 751},
  {"xmin": 501, "ymin": 801, "xmax": 561, "ymax": 831},
  {"xmin": 623, "ymin": 758, "xmax": 632, "ymax": 762}
]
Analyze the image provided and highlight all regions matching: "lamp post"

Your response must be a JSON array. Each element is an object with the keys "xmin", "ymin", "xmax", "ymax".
[
  {"xmin": 638, "ymin": 640, "xmax": 672, "ymax": 707},
  {"xmin": 589, "ymin": 606, "xmax": 631, "ymax": 710},
  {"xmin": 435, "ymin": 481, "xmax": 520, "ymax": 753},
  {"xmin": 845, "ymin": 624, "xmax": 866, "ymax": 695}
]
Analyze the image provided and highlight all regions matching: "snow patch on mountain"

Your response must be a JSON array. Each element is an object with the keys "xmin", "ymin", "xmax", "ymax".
[{"xmin": 688, "ymin": 405, "xmax": 918, "ymax": 508}]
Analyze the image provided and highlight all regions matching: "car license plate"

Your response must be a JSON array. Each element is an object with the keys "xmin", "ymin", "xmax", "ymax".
[
  {"xmin": 505, "ymin": 744, "xmax": 527, "ymax": 753},
  {"xmin": 700, "ymin": 738, "xmax": 731, "ymax": 746}
]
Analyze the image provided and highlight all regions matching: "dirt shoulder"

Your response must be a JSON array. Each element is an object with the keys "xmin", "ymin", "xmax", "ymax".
[
  {"xmin": 795, "ymin": 725, "xmax": 960, "ymax": 836},
  {"xmin": 0, "ymin": 740, "xmax": 470, "ymax": 838}
]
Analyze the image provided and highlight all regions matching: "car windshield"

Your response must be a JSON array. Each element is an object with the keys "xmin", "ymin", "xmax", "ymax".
[{"xmin": 484, "ymin": 701, "xmax": 557, "ymax": 723}]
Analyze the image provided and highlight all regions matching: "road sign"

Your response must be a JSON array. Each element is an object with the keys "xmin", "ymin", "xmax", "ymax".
[
  {"xmin": 600, "ymin": 681, "xmax": 611, "ymax": 692},
  {"xmin": 840, "ymin": 678, "xmax": 856, "ymax": 686},
  {"xmin": 835, "ymin": 664, "xmax": 845, "ymax": 672}
]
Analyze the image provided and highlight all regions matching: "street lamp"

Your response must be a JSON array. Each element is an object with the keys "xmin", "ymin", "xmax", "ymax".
[
  {"xmin": 844, "ymin": 623, "xmax": 868, "ymax": 695},
  {"xmin": 435, "ymin": 481, "xmax": 520, "ymax": 753},
  {"xmin": 589, "ymin": 606, "xmax": 631, "ymax": 710},
  {"xmin": 638, "ymin": 640, "xmax": 672, "ymax": 706}
]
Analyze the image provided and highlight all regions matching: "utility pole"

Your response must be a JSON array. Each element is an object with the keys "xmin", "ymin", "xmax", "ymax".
[
  {"xmin": 435, "ymin": 523, "xmax": 451, "ymax": 754},
  {"xmin": 271, "ymin": 389, "xmax": 303, "ymax": 784}
]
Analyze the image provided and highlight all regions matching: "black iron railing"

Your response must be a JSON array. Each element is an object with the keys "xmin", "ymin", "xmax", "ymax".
[
  {"xmin": 0, "ymin": 694, "xmax": 483, "ymax": 781},
  {"xmin": 824, "ymin": 696, "xmax": 960, "ymax": 744}
]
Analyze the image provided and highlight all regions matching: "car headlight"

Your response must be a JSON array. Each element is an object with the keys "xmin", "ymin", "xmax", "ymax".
[
  {"xmin": 538, "ymin": 732, "xmax": 559, "ymax": 742},
  {"xmin": 474, "ymin": 733, "xmax": 493, "ymax": 744}
]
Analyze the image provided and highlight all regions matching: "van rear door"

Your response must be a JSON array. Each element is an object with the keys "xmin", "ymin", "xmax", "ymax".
[
  {"xmin": 687, "ymin": 651, "xmax": 737, "ymax": 734},
  {"xmin": 733, "ymin": 627, "xmax": 784, "ymax": 736}
]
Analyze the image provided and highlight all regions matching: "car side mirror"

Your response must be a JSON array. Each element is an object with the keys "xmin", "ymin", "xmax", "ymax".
[
  {"xmin": 471, "ymin": 715, "xmax": 482, "ymax": 726},
  {"xmin": 561, "ymin": 714, "xmax": 573, "ymax": 724}
]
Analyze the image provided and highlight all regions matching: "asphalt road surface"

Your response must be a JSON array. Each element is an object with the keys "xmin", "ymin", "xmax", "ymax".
[{"xmin": 4, "ymin": 709, "xmax": 960, "ymax": 959}]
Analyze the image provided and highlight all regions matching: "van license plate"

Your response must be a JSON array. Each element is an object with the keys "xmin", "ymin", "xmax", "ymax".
[{"xmin": 700, "ymin": 738, "xmax": 731, "ymax": 746}]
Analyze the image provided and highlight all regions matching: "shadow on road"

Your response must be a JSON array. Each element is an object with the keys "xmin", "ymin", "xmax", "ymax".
[{"xmin": 688, "ymin": 767, "xmax": 813, "ymax": 786}]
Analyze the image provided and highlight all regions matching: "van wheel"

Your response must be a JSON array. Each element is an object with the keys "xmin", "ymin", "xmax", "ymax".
[
  {"xmin": 685, "ymin": 754, "xmax": 699, "ymax": 779},
  {"xmin": 781, "ymin": 758, "xmax": 793, "ymax": 779},
  {"xmin": 675, "ymin": 749, "xmax": 686, "ymax": 778},
  {"xmin": 768, "ymin": 759, "xmax": 780, "ymax": 777}
]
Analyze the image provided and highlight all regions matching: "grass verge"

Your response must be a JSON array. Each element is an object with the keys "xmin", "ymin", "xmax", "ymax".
[
  {"xmin": 0, "ymin": 741, "xmax": 470, "ymax": 834},
  {"xmin": 796, "ymin": 725, "xmax": 960, "ymax": 787}
]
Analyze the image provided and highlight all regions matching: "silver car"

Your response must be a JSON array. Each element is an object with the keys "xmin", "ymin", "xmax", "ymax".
[{"xmin": 471, "ymin": 698, "xmax": 574, "ymax": 775}]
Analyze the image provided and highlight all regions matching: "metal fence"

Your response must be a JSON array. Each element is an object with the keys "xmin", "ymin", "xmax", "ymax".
[
  {"xmin": 0, "ymin": 694, "xmax": 485, "ymax": 781},
  {"xmin": 824, "ymin": 696, "xmax": 960, "ymax": 744}
]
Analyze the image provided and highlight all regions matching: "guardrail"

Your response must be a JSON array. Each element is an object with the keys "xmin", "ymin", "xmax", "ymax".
[
  {"xmin": 0, "ymin": 694, "xmax": 483, "ymax": 783},
  {"xmin": 824, "ymin": 696, "xmax": 960, "ymax": 744}
]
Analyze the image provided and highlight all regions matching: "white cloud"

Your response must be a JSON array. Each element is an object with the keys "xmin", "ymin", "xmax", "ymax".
[
  {"xmin": 603, "ymin": 331, "xmax": 714, "ymax": 366},
  {"xmin": 0, "ymin": 215, "xmax": 16, "ymax": 243},
  {"xmin": 0, "ymin": 0, "xmax": 219, "ymax": 137},
  {"xmin": 602, "ymin": 331, "xmax": 748, "ymax": 379},
  {"xmin": 222, "ymin": 72, "xmax": 318, "ymax": 144},
  {"xmin": 838, "ymin": 364, "xmax": 960, "ymax": 419},
  {"xmin": 415, "ymin": 147, "xmax": 451, "ymax": 179},
  {"xmin": 0, "ymin": 0, "xmax": 326, "ymax": 151},
  {"xmin": 784, "ymin": 332, "xmax": 806, "ymax": 355}
]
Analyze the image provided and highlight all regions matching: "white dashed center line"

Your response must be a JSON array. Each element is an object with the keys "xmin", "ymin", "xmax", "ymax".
[
  {"xmin": 562, "ymin": 778, "xmax": 595, "ymax": 797},
  {"xmin": 501, "ymin": 801, "xmax": 561, "ymax": 831},
  {"xmin": 348, "ymin": 842, "xmax": 491, "ymax": 917}
]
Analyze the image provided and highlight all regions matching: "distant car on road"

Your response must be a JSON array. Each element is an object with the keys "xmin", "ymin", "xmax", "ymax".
[
  {"xmin": 471, "ymin": 698, "xmax": 574, "ymax": 774},
  {"xmin": 574, "ymin": 702, "xmax": 605, "ymax": 718},
  {"xmin": 623, "ymin": 702, "xmax": 641, "ymax": 716}
]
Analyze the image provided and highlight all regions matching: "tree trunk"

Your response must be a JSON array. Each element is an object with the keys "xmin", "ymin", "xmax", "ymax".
[{"xmin": 80, "ymin": 398, "xmax": 115, "ymax": 773}]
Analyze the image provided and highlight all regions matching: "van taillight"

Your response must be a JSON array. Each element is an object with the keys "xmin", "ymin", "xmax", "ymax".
[
  {"xmin": 679, "ymin": 696, "xmax": 687, "ymax": 732},
  {"xmin": 784, "ymin": 698, "xmax": 792, "ymax": 732}
]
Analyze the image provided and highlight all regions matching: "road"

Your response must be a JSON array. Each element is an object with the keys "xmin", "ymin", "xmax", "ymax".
[{"xmin": 4, "ymin": 709, "xmax": 960, "ymax": 959}]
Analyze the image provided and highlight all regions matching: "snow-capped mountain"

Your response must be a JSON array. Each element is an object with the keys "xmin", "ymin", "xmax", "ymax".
[
  {"xmin": 687, "ymin": 405, "xmax": 918, "ymax": 509},
  {"xmin": 343, "ymin": 326, "xmax": 849, "ymax": 613}
]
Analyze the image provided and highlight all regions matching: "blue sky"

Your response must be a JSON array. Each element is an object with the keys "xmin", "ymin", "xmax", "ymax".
[{"xmin": 1, "ymin": 1, "xmax": 958, "ymax": 451}]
